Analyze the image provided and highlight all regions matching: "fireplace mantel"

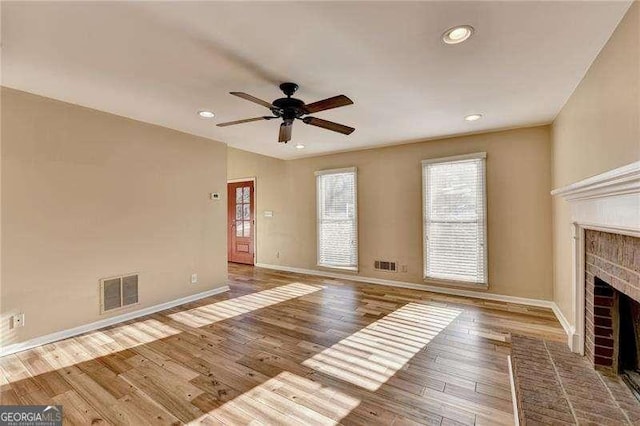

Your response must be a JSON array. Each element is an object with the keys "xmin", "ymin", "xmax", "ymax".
[{"xmin": 552, "ymin": 161, "xmax": 640, "ymax": 353}]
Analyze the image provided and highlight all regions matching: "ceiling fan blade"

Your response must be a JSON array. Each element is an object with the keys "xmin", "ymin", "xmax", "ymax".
[
  {"xmin": 304, "ymin": 95, "xmax": 353, "ymax": 114},
  {"xmin": 230, "ymin": 92, "xmax": 274, "ymax": 109},
  {"xmin": 278, "ymin": 122, "xmax": 292, "ymax": 143},
  {"xmin": 216, "ymin": 116, "xmax": 275, "ymax": 127},
  {"xmin": 302, "ymin": 117, "xmax": 355, "ymax": 135}
]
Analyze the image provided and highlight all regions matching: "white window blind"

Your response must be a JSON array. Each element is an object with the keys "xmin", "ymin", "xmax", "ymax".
[
  {"xmin": 422, "ymin": 153, "xmax": 487, "ymax": 285},
  {"xmin": 316, "ymin": 168, "xmax": 358, "ymax": 270}
]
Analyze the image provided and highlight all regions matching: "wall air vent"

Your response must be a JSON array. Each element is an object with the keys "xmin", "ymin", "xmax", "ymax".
[
  {"xmin": 100, "ymin": 273, "xmax": 139, "ymax": 313},
  {"xmin": 374, "ymin": 260, "xmax": 397, "ymax": 272}
]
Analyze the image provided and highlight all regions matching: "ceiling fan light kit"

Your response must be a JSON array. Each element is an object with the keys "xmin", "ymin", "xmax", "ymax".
[{"xmin": 217, "ymin": 82, "xmax": 355, "ymax": 144}]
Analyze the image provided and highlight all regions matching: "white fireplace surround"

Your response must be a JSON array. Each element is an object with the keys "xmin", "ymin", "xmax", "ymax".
[{"xmin": 551, "ymin": 161, "xmax": 640, "ymax": 354}]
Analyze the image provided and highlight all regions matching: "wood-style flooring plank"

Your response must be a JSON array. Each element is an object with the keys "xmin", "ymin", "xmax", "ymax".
[{"xmin": 0, "ymin": 263, "xmax": 565, "ymax": 425}]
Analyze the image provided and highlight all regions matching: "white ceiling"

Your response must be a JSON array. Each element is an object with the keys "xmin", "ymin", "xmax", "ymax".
[{"xmin": 1, "ymin": 1, "xmax": 632, "ymax": 159}]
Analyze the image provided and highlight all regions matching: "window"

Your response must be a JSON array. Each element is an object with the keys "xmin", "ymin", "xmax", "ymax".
[
  {"xmin": 316, "ymin": 167, "xmax": 358, "ymax": 270},
  {"xmin": 422, "ymin": 153, "xmax": 487, "ymax": 285}
]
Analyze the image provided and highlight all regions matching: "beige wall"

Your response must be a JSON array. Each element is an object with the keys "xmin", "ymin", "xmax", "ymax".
[
  {"xmin": 227, "ymin": 147, "xmax": 288, "ymax": 266},
  {"xmin": 6, "ymin": 5, "xmax": 634, "ymax": 347},
  {"xmin": 1, "ymin": 88, "xmax": 229, "ymax": 345},
  {"xmin": 551, "ymin": 3, "xmax": 640, "ymax": 322},
  {"xmin": 229, "ymin": 125, "xmax": 553, "ymax": 300}
]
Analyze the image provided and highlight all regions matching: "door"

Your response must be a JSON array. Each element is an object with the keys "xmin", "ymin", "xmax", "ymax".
[{"xmin": 228, "ymin": 181, "xmax": 255, "ymax": 264}]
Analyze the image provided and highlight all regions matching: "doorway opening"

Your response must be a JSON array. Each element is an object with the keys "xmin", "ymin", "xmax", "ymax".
[{"xmin": 227, "ymin": 179, "xmax": 255, "ymax": 265}]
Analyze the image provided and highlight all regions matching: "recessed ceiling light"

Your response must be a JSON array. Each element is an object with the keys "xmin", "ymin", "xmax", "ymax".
[
  {"xmin": 198, "ymin": 110, "xmax": 215, "ymax": 118},
  {"xmin": 442, "ymin": 25, "xmax": 474, "ymax": 45},
  {"xmin": 295, "ymin": 143, "xmax": 305, "ymax": 149},
  {"xmin": 464, "ymin": 113, "xmax": 483, "ymax": 122}
]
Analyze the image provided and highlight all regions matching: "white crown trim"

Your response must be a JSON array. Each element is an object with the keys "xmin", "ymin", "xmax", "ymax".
[{"xmin": 551, "ymin": 161, "xmax": 640, "ymax": 201}]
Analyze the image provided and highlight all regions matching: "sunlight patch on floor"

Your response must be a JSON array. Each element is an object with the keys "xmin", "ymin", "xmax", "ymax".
[
  {"xmin": 168, "ymin": 283, "xmax": 322, "ymax": 328},
  {"xmin": 189, "ymin": 371, "xmax": 360, "ymax": 426},
  {"xmin": 302, "ymin": 302, "xmax": 462, "ymax": 391},
  {"xmin": 53, "ymin": 318, "xmax": 181, "ymax": 363},
  {"xmin": 0, "ymin": 318, "xmax": 182, "ymax": 382},
  {"xmin": 1, "ymin": 283, "xmax": 321, "ymax": 382}
]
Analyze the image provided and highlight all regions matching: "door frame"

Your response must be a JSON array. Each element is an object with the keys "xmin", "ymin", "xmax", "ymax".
[{"xmin": 227, "ymin": 177, "xmax": 257, "ymax": 264}]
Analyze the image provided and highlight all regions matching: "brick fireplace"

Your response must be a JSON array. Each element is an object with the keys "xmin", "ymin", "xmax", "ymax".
[
  {"xmin": 545, "ymin": 162, "xmax": 640, "ymax": 422},
  {"xmin": 551, "ymin": 161, "xmax": 640, "ymax": 355},
  {"xmin": 585, "ymin": 230, "xmax": 640, "ymax": 372}
]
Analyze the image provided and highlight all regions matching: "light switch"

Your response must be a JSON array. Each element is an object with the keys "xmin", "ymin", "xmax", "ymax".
[{"xmin": 264, "ymin": 210, "xmax": 273, "ymax": 218}]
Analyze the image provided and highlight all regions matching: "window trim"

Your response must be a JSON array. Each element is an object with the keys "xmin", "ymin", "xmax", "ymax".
[
  {"xmin": 315, "ymin": 166, "xmax": 359, "ymax": 272},
  {"xmin": 421, "ymin": 152, "xmax": 488, "ymax": 286}
]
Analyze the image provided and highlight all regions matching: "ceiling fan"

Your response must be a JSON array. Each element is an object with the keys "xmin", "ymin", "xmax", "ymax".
[{"xmin": 217, "ymin": 82, "xmax": 355, "ymax": 143}]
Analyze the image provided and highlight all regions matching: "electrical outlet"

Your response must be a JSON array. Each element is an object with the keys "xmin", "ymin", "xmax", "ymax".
[
  {"xmin": 191, "ymin": 273, "xmax": 198, "ymax": 284},
  {"xmin": 11, "ymin": 313, "xmax": 25, "ymax": 328},
  {"xmin": 401, "ymin": 265, "xmax": 408, "ymax": 273}
]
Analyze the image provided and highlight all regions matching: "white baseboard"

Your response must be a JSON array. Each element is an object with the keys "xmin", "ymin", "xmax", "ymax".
[
  {"xmin": 551, "ymin": 303, "xmax": 576, "ymax": 350},
  {"xmin": 1, "ymin": 264, "xmax": 577, "ymax": 357},
  {"xmin": 256, "ymin": 262, "xmax": 575, "ymax": 341},
  {"xmin": 0, "ymin": 285, "xmax": 230, "ymax": 357},
  {"xmin": 256, "ymin": 262, "xmax": 556, "ymax": 308}
]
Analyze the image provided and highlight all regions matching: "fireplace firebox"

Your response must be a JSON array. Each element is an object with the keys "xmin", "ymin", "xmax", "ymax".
[{"xmin": 619, "ymin": 290, "xmax": 640, "ymax": 400}]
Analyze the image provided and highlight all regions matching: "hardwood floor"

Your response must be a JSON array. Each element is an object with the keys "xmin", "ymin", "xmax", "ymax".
[{"xmin": 0, "ymin": 264, "xmax": 565, "ymax": 425}]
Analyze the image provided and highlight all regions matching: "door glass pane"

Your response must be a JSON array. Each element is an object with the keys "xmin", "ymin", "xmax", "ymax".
[
  {"xmin": 243, "ymin": 203, "xmax": 250, "ymax": 219},
  {"xmin": 236, "ymin": 204, "xmax": 242, "ymax": 220},
  {"xmin": 243, "ymin": 187, "xmax": 250, "ymax": 203},
  {"xmin": 236, "ymin": 221, "xmax": 242, "ymax": 237},
  {"xmin": 243, "ymin": 220, "xmax": 251, "ymax": 237},
  {"xmin": 236, "ymin": 187, "xmax": 242, "ymax": 203}
]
